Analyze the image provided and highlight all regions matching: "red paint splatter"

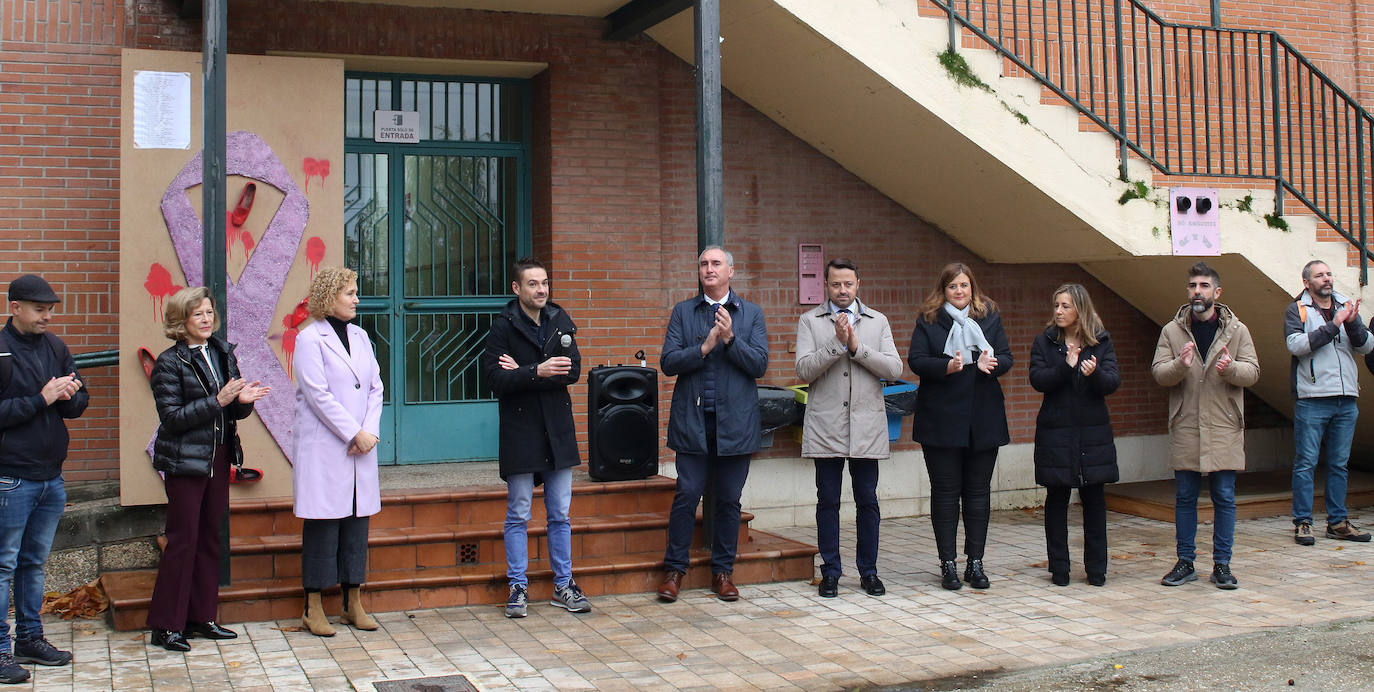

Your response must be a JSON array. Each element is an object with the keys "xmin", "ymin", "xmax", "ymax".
[
  {"xmin": 303, "ymin": 158, "xmax": 331, "ymax": 193},
  {"xmin": 144, "ymin": 263, "xmax": 176, "ymax": 320},
  {"xmin": 305, "ymin": 237, "xmax": 326, "ymax": 279},
  {"xmin": 240, "ymin": 229, "xmax": 255, "ymax": 255},
  {"xmin": 280, "ymin": 298, "xmax": 310, "ymax": 377}
]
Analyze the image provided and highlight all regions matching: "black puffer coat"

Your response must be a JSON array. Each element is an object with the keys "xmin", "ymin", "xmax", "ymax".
[
  {"xmin": 907, "ymin": 309, "xmax": 1014, "ymax": 451},
  {"xmin": 150, "ymin": 336, "xmax": 254, "ymax": 476},
  {"xmin": 479, "ymin": 300, "xmax": 581, "ymax": 481},
  {"xmin": 1028, "ymin": 327, "xmax": 1120, "ymax": 487}
]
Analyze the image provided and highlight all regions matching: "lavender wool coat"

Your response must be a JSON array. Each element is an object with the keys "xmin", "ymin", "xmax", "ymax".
[{"xmin": 292, "ymin": 319, "xmax": 384, "ymax": 519}]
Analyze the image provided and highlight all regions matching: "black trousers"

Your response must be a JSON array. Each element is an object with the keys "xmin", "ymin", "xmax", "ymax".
[
  {"xmin": 1043, "ymin": 484, "xmax": 1108, "ymax": 577},
  {"xmin": 301, "ymin": 515, "xmax": 370, "ymax": 590},
  {"xmin": 923, "ymin": 446, "xmax": 998, "ymax": 562}
]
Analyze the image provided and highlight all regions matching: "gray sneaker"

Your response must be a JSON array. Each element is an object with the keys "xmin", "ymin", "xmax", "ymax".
[
  {"xmin": 0, "ymin": 652, "xmax": 28, "ymax": 684},
  {"xmin": 505, "ymin": 584, "xmax": 528, "ymax": 618},
  {"xmin": 1160, "ymin": 559, "xmax": 1197, "ymax": 586},
  {"xmin": 550, "ymin": 579, "xmax": 591, "ymax": 613}
]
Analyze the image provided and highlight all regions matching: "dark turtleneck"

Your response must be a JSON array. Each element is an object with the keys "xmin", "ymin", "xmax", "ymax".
[{"xmin": 325, "ymin": 316, "xmax": 351, "ymax": 355}]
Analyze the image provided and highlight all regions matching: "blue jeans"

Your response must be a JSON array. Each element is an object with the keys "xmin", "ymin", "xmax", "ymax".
[
  {"xmin": 815, "ymin": 458, "xmax": 880, "ymax": 579},
  {"xmin": 0, "ymin": 475, "xmax": 64, "ymax": 651},
  {"xmin": 505, "ymin": 467, "xmax": 572, "ymax": 588},
  {"xmin": 1174, "ymin": 470, "xmax": 1235, "ymax": 564},
  {"xmin": 1292, "ymin": 396, "xmax": 1359, "ymax": 525}
]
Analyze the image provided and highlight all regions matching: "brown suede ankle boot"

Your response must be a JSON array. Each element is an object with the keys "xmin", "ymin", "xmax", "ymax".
[
  {"xmin": 340, "ymin": 586, "xmax": 378, "ymax": 631},
  {"xmin": 302, "ymin": 591, "xmax": 335, "ymax": 637}
]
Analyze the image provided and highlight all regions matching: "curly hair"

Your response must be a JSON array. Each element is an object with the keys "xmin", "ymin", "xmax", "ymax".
[
  {"xmin": 307, "ymin": 267, "xmax": 358, "ymax": 319},
  {"xmin": 163, "ymin": 286, "xmax": 218, "ymax": 342}
]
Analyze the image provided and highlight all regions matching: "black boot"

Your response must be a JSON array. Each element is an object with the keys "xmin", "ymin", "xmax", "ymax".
[
  {"xmin": 963, "ymin": 559, "xmax": 990, "ymax": 589},
  {"xmin": 940, "ymin": 560, "xmax": 962, "ymax": 590}
]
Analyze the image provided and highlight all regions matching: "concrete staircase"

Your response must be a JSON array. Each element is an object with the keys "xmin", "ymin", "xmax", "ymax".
[
  {"xmin": 99, "ymin": 475, "xmax": 816, "ymax": 630},
  {"xmin": 643, "ymin": 0, "xmax": 1372, "ymax": 448}
]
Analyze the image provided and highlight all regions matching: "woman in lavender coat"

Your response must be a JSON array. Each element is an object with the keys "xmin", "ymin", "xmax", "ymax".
[{"xmin": 292, "ymin": 266, "xmax": 384, "ymax": 637}]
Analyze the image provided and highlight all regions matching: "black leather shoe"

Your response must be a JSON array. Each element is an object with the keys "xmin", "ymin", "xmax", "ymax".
[
  {"xmin": 963, "ymin": 559, "xmax": 990, "ymax": 589},
  {"xmin": 859, "ymin": 574, "xmax": 885, "ymax": 596},
  {"xmin": 185, "ymin": 621, "xmax": 238, "ymax": 640},
  {"xmin": 818, "ymin": 575, "xmax": 839, "ymax": 598},
  {"xmin": 1087, "ymin": 572, "xmax": 1107, "ymax": 587},
  {"xmin": 1051, "ymin": 572, "xmax": 1070, "ymax": 586},
  {"xmin": 150, "ymin": 628, "xmax": 190, "ymax": 652},
  {"xmin": 940, "ymin": 561, "xmax": 962, "ymax": 590}
]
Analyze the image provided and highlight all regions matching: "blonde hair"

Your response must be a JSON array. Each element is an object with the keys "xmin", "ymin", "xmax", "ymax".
[
  {"xmin": 307, "ymin": 267, "xmax": 358, "ymax": 319},
  {"xmin": 163, "ymin": 287, "xmax": 218, "ymax": 342},
  {"xmin": 1047, "ymin": 283, "xmax": 1104, "ymax": 346}
]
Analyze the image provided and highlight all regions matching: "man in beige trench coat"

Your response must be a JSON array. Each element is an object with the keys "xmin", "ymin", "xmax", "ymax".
[
  {"xmin": 1151, "ymin": 261, "xmax": 1260, "ymax": 590},
  {"xmin": 796, "ymin": 258, "xmax": 904, "ymax": 598}
]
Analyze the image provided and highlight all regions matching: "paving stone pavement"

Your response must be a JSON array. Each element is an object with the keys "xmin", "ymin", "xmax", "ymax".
[{"xmin": 17, "ymin": 508, "xmax": 1374, "ymax": 690}]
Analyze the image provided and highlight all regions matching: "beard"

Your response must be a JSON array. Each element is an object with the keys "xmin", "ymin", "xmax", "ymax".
[
  {"xmin": 1190, "ymin": 297, "xmax": 1213, "ymax": 313},
  {"xmin": 1317, "ymin": 284, "xmax": 1334, "ymax": 297}
]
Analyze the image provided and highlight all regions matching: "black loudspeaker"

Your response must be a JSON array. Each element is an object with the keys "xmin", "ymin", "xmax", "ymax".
[{"xmin": 588, "ymin": 366, "xmax": 658, "ymax": 481}]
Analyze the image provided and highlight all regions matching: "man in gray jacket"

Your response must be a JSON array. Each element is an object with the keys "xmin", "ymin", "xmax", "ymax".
[
  {"xmin": 1286, "ymin": 260, "xmax": 1373, "ymax": 545},
  {"xmin": 795, "ymin": 258, "xmax": 903, "ymax": 598}
]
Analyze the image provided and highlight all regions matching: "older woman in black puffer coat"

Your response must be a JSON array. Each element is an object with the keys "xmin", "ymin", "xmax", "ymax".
[
  {"xmin": 146, "ymin": 287, "xmax": 269, "ymax": 652},
  {"xmin": 1029, "ymin": 283, "xmax": 1120, "ymax": 588}
]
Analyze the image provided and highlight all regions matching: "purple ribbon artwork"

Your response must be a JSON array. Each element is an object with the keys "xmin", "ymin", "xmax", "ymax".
[{"xmin": 148, "ymin": 130, "xmax": 308, "ymax": 464}]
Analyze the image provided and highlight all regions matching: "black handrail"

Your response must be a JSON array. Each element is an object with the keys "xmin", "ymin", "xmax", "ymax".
[{"xmin": 930, "ymin": 0, "xmax": 1373, "ymax": 284}]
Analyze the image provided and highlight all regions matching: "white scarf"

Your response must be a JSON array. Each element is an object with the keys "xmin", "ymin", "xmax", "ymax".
[{"xmin": 943, "ymin": 302, "xmax": 993, "ymax": 366}]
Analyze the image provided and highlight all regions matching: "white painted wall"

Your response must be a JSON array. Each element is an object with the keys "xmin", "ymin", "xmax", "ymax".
[{"xmin": 662, "ymin": 428, "xmax": 1295, "ymax": 530}]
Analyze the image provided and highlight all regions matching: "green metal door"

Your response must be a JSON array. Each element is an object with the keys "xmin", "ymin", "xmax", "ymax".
[{"xmin": 343, "ymin": 75, "xmax": 530, "ymax": 464}]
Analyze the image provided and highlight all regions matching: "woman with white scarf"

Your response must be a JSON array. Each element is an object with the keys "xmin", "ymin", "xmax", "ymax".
[{"xmin": 908, "ymin": 262, "xmax": 1013, "ymax": 591}]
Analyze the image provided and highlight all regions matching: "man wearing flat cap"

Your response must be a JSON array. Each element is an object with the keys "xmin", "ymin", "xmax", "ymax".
[{"xmin": 0, "ymin": 275, "xmax": 87, "ymax": 683}]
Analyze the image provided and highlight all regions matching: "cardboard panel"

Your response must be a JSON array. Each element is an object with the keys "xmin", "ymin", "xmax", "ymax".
[{"xmin": 119, "ymin": 50, "xmax": 344, "ymax": 505}]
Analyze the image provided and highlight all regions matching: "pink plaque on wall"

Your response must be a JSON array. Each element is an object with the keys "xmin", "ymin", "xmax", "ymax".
[{"xmin": 1170, "ymin": 187, "xmax": 1220, "ymax": 256}]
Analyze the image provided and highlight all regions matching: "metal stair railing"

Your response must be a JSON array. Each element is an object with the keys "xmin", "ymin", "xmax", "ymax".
[{"xmin": 929, "ymin": 0, "xmax": 1373, "ymax": 284}]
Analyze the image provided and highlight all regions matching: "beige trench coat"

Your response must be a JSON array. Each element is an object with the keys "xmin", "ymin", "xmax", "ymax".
[
  {"xmin": 1150, "ymin": 303, "xmax": 1261, "ymax": 472},
  {"xmin": 795, "ymin": 303, "xmax": 905, "ymax": 460}
]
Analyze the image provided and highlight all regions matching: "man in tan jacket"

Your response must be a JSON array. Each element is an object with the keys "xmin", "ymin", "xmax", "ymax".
[
  {"xmin": 795, "ymin": 258, "xmax": 904, "ymax": 598},
  {"xmin": 1151, "ymin": 262, "xmax": 1260, "ymax": 590}
]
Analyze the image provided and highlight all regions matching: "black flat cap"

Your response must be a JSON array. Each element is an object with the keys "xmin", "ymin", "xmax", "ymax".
[{"xmin": 7, "ymin": 275, "xmax": 60, "ymax": 304}]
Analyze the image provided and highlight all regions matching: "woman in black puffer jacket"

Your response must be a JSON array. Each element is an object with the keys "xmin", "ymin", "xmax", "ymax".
[
  {"xmin": 146, "ymin": 287, "xmax": 269, "ymax": 652},
  {"xmin": 1029, "ymin": 283, "xmax": 1120, "ymax": 588}
]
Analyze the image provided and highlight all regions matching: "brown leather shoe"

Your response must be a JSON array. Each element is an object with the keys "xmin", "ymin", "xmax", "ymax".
[
  {"xmin": 711, "ymin": 572, "xmax": 739, "ymax": 602},
  {"xmin": 657, "ymin": 570, "xmax": 684, "ymax": 602}
]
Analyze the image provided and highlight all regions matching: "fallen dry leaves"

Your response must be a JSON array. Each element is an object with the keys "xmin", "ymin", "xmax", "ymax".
[{"xmin": 40, "ymin": 580, "xmax": 107, "ymax": 620}]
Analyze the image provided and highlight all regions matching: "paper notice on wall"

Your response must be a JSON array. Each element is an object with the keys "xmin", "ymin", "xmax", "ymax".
[{"xmin": 132, "ymin": 71, "xmax": 191, "ymax": 149}]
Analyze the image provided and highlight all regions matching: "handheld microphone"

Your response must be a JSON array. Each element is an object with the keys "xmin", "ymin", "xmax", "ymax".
[{"xmin": 557, "ymin": 333, "xmax": 572, "ymax": 356}]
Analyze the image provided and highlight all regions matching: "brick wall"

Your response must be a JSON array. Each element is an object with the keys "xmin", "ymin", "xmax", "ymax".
[
  {"xmin": 0, "ymin": 0, "xmax": 123, "ymax": 480},
  {"xmin": 41, "ymin": 1, "xmax": 1310, "ymax": 481}
]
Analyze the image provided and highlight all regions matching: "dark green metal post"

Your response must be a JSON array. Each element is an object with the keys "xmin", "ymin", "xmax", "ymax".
[
  {"xmin": 695, "ymin": 0, "xmax": 722, "ymax": 544},
  {"xmin": 202, "ymin": 0, "xmax": 230, "ymax": 588},
  {"xmin": 696, "ymin": 0, "xmax": 723, "ymax": 251}
]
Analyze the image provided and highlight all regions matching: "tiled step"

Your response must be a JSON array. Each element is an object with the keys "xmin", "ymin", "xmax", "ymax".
[
  {"xmin": 100, "ymin": 530, "xmax": 818, "ymax": 630},
  {"xmin": 225, "ymin": 476, "xmax": 680, "ymax": 539},
  {"xmin": 1104, "ymin": 469, "xmax": 1374, "ymax": 522},
  {"xmin": 225, "ymin": 511, "xmax": 753, "ymax": 580}
]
